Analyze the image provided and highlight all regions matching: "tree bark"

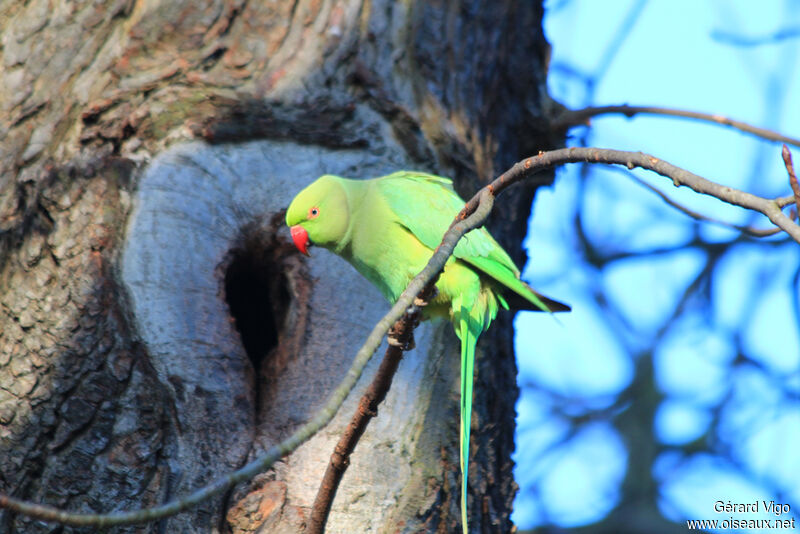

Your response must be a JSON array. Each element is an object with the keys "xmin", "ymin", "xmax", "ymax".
[{"xmin": 0, "ymin": 1, "xmax": 556, "ymax": 532}]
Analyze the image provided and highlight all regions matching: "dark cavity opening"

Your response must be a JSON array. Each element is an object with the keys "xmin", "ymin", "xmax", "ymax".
[{"xmin": 223, "ymin": 212, "xmax": 306, "ymax": 418}]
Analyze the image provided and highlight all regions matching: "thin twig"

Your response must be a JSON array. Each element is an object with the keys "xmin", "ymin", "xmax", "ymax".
[
  {"xmin": 550, "ymin": 105, "xmax": 800, "ymax": 149},
  {"xmin": 712, "ymin": 27, "xmax": 800, "ymax": 47},
  {"xmin": 783, "ymin": 144, "xmax": 800, "ymax": 216},
  {"xmin": 612, "ymin": 166, "xmax": 783, "ymax": 237},
  {"xmin": 777, "ymin": 195, "xmax": 798, "ymax": 208},
  {"xmin": 307, "ymin": 286, "xmax": 435, "ymax": 534}
]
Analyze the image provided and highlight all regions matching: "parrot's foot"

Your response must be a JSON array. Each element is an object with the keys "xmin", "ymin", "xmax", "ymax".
[
  {"xmin": 387, "ymin": 326, "xmax": 415, "ymax": 351},
  {"xmin": 415, "ymin": 285, "xmax": 438, "ymax": 307}
]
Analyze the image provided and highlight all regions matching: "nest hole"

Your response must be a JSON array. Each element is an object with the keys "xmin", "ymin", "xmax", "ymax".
[{"xmin": 223, "ymin": 214, "xmax": 308, "ymax": 418}]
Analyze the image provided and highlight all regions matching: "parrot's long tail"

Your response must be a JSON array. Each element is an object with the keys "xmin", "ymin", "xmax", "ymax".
[{"xmin": 458, "ymin": 308, "xmax": 480, "ymax": 534}]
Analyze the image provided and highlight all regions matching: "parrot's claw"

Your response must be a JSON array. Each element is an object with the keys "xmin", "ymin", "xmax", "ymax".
[
  {"xmin": 388, "ymin": 326, "xmax": 416, "ymax": 351},
  {"xmin": 387, "ymin": 336, "xmax": 415, "ymax": 350},
  {"xmin": 415, "ymin": 286, "xmax": 438, "ymax": 308}
]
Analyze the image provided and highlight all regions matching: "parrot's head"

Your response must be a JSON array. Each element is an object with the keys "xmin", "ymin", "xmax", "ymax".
[{"xmin": 286, "ymin": 175, "xmax": 350, "ymax": 255}]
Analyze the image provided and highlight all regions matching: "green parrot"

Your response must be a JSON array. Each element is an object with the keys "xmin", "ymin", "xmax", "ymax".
[{"xmin": 286, "ymin": 171, "xmax": 568, "ymax": 533}]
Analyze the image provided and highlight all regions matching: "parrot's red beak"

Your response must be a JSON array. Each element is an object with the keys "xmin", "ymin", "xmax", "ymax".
[{"xmin": 290, "ymin": 225, "xmax": 311, "ymax": 256}]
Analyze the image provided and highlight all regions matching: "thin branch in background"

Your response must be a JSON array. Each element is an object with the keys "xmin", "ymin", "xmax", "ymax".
[
  {"xmin": 550, "ymin": 105, "xmax": 800, "ymax": 149},
  {"xmin": 712, "ymin": 27, "xmax": 800, "ymax": 47},
  {"xmin": 783, "ymin": 144, "xmax": 800, "ymax": 215},
  {"xmin": 547, "ymin": 2, "xmax": 646, "ymax": 97},
  {"xmin": 591, "ymin": 0, "xmax": 647, "ymax": 78},
  {"xmin": 307, "ymin": 286, "xmax": 435, "ymax": 534},
  {"xmin": 617, "ymin": 167, "xmax": 784, "ymax": 237}
]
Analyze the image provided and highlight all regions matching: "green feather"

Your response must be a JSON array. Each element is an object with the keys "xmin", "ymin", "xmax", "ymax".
[{"xmin": 453, "ymin": 294, "xmax": 480, "ymax": 534}]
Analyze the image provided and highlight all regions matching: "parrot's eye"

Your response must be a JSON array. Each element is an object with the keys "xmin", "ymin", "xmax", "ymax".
[{"xmin": 308, "ymin": 207, "xmax": 320, "ymax": 219}]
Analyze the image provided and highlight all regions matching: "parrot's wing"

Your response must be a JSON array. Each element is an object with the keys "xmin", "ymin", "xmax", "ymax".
[
  {"xmin": 377, "ymin": 172, "xmax": 567, "ymax": 312},
  {"xmin": 377, "ymin": 172, "xmax": 516, "ymax": 266}
]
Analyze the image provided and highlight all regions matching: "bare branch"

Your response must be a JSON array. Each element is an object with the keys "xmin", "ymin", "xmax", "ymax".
[
  {"xmin": 712, "ymin": 27, "xmax": 800, "ymax": 47},
  {"xmin": 783, "ymin": 144, "xmax": 800, "ymax": 216},
  {"xmin": 615, "ymin": 167, "xmax": 783, "ymax": 237},
  {"xmin": 463, "ymin": 147, "xmax": 800, "ymax": 244},
  {"xmin": 308, "ymin": 286, "xmax": 435, "ymax": 534},
  {"xmin": 551, "ymin": 105, "xmax": 800, "ymax": 149}
]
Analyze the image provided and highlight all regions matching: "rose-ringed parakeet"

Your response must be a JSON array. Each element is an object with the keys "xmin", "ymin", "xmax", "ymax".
[{"xmin": 286, "ymin": 171, "xmax": 568, "ymax": 533}]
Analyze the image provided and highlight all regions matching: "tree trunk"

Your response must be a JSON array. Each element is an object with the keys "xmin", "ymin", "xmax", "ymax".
[{"xmin": 0, "ymin": 1, "xmax": 556, "ymax": 532}]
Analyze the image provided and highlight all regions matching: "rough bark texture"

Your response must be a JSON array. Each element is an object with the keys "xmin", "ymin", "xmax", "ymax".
[{"xmin": 0, "ymin": 1, "xmax": 556, "ymax": 532}]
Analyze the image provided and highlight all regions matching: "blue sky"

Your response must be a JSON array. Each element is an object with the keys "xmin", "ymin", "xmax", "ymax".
[{"xmin": 513, "ymin": 1, "xmax": 800, "ymax": 531}]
